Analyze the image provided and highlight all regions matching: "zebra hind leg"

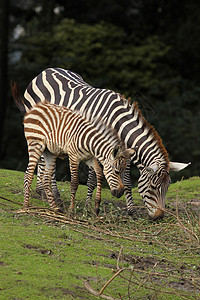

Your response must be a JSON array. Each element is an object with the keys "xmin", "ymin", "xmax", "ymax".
[
  {"xmin": 24, "ymin": 142, "xmax": 45, "ymax": 209},
  {"xmin": 93, "ymin": 160, "xmax": 103, "ymax": 216},
  {"xmin": 36, "ymin": 156, "xmax": 47, "ymax": 199},
  {"xmin": 42, "ymin": 150, "xmax": 59, "ymax": 212},
  {"xmin": 84, "ymin": 167, "xmax": 97, "ymax": 214},
  {"xmin": 36, "ymin": 155, "xmax": 61, "ymax": 204}
]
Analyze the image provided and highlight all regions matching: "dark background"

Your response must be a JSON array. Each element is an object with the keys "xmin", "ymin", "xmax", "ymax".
[{"xmin": 0, "ymin": 0, "xmax": 200, "ymax": 185}]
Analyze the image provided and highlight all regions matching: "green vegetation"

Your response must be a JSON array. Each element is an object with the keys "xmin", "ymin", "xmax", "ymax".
[
  {"xmin": 1, "ymin": 1, "xmax": 200, "ymax": 181},
  {"xmin": 0, "ymin": 168, "xmax": 200, "ymax": 299}
]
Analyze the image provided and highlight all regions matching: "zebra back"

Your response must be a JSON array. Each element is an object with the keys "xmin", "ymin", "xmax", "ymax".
[{"xmin": 22, "ymin": 102, "xmax": 123, "ymax": 156}]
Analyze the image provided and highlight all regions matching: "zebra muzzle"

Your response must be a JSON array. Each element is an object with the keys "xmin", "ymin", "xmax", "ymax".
[
  {"xmin": 111, "ymin": 185, "xmax": 124, "ymax": 198},
  {"xmin": 149, "ymin": 207, "xmax": 164, "ymax": 220}
]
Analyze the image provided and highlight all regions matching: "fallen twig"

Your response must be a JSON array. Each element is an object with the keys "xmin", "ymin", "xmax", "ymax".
[
  {"xmin": 84, "ymin": 280, "xmax": 121, "ymax": 300},
  {"xmin": 99, "ymin": 268, "xmax": 128, "ymax": 296},
  {"xmin": 0, "ymin": 195, "xmax": 23, "ymax": 206},
  {"xmin": 163, "ymin": 207, "xmax": 199, "ymax": 244}
]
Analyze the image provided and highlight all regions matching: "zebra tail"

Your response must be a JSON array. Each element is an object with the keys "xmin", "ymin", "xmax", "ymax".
[{"xmin": 10, "ymin": 81, "xmax": 26, "ymax": 113}]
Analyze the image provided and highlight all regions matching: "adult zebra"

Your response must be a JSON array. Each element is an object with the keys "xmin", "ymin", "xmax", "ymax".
[{"xmin": 16, "ymin": 67, "xmax": 190, "ymax": 219}]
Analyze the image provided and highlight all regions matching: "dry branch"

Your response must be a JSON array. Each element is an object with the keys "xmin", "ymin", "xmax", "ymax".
[
  {"xmin": 84, "ymin": 280, "xmax": 121, "ymax": 300},
  {"xmin": 99, "ymin": 268, "xmax": 128, "ymax": 296},
  {"xmin": 0, "ymin": 195, "xmax": 23, "ymax": 206}
]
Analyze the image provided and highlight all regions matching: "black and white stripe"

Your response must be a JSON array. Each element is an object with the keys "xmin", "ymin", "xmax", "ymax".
[
  {"xmin": 22, "ymin": 102, "xmax": 134, "ymax": 213},
  {"xmin": 21, "ymin": 68, "xmax": 189, "ymax": 219}
]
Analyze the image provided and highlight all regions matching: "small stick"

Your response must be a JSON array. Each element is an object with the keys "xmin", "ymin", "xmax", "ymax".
[
  {"xmin": 84, "ymin": 280, "xmax": 120, "ymax": 300},
  {"xmin": 99, "ymin": 268, "xmax": 128, "ymax": 296},
  {"xmin": 117, "ymin": 246, "xmax": 123, "ymax": 270},
  {"xmin": 0, "ymin": 196, "xmax": 23, "ymax": 206}
]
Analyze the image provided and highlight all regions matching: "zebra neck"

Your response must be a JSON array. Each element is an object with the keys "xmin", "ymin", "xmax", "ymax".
[
  {"xmin": 128, "ymin": 103, "xmax": 169, "ymax": 170},
  {"xmin": 101, "ymin": 100, "xmax": 169, "ymax": 170},
  {"xmin": 90, "ymin": 139, "xmax": 114, "ymax": 163}
]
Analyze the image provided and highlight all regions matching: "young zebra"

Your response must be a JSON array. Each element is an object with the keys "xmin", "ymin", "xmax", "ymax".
[{"xmin": 22, "ymin": 102, "xmax": 135, "ymax": 213}]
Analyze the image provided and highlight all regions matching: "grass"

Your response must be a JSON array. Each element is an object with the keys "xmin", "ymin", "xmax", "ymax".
[{"xmin": 0, "ymin": 168, "xmax": 200, "ymax": 299}]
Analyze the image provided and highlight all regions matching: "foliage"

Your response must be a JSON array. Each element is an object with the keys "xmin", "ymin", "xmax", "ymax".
[
  {"xmin": 0, "ymin": 169, "xmax": 200, "ymax": 299},
  {"xmin": 16, "ymin": 19, "xmax": 171, "ymax": 94},
  {"xmin": 1, "ymin": 0, "xmax": 200, "ymax": 181}
]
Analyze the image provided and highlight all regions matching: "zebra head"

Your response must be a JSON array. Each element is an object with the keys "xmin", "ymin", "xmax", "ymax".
[
  {"xmin": 102, "ymin": 146, "xmax": 136, "ymax": 198},
  {"xmin": 138, "ymin": 162, "xmax": 191, "ymax": 219}
]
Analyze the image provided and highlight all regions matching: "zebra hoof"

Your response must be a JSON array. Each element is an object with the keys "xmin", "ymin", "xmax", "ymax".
[
  {"xmin": 95, "ymin": 207, "xmax": 100, "ymax": 216},
  {"xmin": 82, "ymin": 206, "xmax": 91, "ymax": 217},
  {"xmin": 16, "ymin": 207, "xmax": 30, "ymax": 213},
  {"xmin": 55, "ymin": 200, "xmax": 65, "ymax": 213},
  {"xmin": 68, "ymin": 206, "xmax": 74, "ymax": 218},
  {"xmin": 127, "ymin": 207, "xmax": 137, "ymax": 217},
  {"xmin": 127, "ymin": 210, "xmax": 133, "ymax": 216},
  {"xmin": 49, "ymin": 206, "xmax": 59, "ymax": 213}
]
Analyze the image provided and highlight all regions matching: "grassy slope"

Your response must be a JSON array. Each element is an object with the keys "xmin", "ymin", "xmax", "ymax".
[{"xmin": 0, "ymin": 168, "xmax": 200, "ymax": 299}]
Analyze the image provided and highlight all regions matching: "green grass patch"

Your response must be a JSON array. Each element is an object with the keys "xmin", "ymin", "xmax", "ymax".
[{"xmin": 0, "ymin": 169, "xmax": 200, "ymax": 299}]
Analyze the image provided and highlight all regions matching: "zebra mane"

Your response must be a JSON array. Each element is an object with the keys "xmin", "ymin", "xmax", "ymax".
[
  {"xmin": 121, "ymin": 95, "xmax": 169, "ymax": 168},
  {"xmin": 77, "ymin": 109, "xmax": 123, "ymax": 150}
]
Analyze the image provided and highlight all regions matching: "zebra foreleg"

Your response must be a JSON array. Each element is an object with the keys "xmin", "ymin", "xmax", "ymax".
[
  {"xmin": 68, "ymin": 157, "xmax": 79, "ymax": 216},
  {"xmin": 93, "ymin": 160, "xmax": 103, "ymax": 216},
  {"xmin": 85, "ymin": 167, "xmax": 97, "ymax": 211},
  {"xmin": 51, "ymin": 167, "xmax": 61, "ymax": 203},
  {"xmin": 123, "ymin": 161, "xmax": 136, "ymax": 216}
]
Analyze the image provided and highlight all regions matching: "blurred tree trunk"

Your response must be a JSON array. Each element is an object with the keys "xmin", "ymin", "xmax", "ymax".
[{"xmin": 0, "ymin": 0, "xmax": 9, "ymax": 157}]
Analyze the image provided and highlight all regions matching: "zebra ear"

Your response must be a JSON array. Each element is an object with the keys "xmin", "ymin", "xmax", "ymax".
[
  {"xmin": 169, "ymin": 162, "xmax": 191, "ymax": 172},
  {"xmin": 120, "ymin": 148, "xmax": 136, "ymax": 159},
  {"xmin": 145, "ymin": 164, "xmax": 159, "ymax": 175}
]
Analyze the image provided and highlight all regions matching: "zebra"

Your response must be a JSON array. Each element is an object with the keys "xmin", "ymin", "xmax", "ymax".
[
  {"xmin": 12, "ymin": 68, "xmax": 190, "ymax": 219},
  {"xmin": 16, "ymin": 99, "xmax": 135, "ymax": 213}
]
